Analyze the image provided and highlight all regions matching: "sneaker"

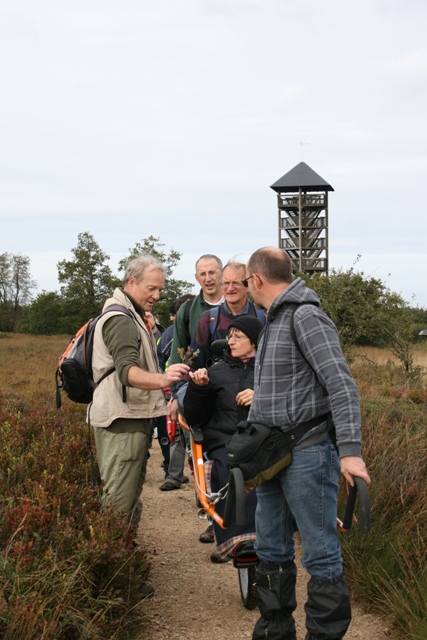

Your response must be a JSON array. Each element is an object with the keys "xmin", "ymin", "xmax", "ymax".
[
  {"xmin": 182, "ymin": 475, "xmax": 190, "ymax": 484},
  {"xmin": 210, "ymin": 551, "xmax": 231, "ymax": 564},
  {"xmin": 199, "ymin": 523, "xmax": 214, "ymax": 543},
  {"xmin": 159, "ymin": 481, "xmax": 180, "ymax": 491},
  {"xmin": 139, "ymin": 583, "xmax": 155, "ymax": 599}
]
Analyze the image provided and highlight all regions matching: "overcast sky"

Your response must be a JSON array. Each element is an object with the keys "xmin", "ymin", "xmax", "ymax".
[{"xmin": 1, "ymin": 0, "xmax": 426, "ymax": 307}]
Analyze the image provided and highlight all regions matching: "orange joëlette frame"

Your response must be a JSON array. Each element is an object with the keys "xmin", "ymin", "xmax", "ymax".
[{"xmin": 178, "ymin": 413, "xmax": 228, "ymax": 529}]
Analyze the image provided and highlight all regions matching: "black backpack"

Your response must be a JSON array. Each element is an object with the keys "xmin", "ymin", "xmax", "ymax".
[{"xmin": 55, "ymin": 305, "xmax": 133, "ymax": 408}]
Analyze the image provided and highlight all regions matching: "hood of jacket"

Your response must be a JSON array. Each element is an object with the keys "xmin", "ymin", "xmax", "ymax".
[{"xmin": 268, "ymin": 277, "xmax": 320, "ymax": 321}]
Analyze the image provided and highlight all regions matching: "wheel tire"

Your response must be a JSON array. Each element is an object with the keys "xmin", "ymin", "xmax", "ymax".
[
  {"xmin": 195, "ymin": 490, "xmax": 202, "ymax": 508},
  {"xmin": 238, "ymin": 565, "xmax": 257, "ymax": 610}
]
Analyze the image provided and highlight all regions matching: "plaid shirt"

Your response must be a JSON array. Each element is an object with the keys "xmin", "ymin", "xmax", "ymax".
[{"xmin": 248, "ymin": 278, "xmax": 362, "ymax": 459}]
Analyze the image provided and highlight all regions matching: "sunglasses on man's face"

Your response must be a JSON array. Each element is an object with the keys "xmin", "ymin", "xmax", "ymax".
[{"xmin": 241, "ymin": 275, "xmax": 253, "ymax": 288}]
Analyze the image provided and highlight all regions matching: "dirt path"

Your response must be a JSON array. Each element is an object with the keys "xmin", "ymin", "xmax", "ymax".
[{"xmin": 138, "ymin": 443, "xmax": 394, "ymax": 639}]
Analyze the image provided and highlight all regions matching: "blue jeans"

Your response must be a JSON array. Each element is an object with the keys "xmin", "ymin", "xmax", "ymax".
[{"xmin": 254, "ymin": 440, "xmax": 343, "ymax": 581}]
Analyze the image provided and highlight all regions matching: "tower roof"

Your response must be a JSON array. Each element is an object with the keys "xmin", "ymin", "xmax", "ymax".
[{"xmin": 270, "ymin": 161, "xmax": 334, "ymax": 193}]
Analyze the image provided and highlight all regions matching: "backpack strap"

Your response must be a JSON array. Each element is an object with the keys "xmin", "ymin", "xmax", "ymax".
[
  {"xmin": 183, "ymin": 298, "xmax": 193, "ymax": 344},
  {"xmin": 209, "ymin": 306, "xmax": 221, "ymax": 337},
  {"xmin": 208, "ymin": 305, "xmax": 265, "ymax": 340},
  {"xmin": 289, "ymin": 303, "xmax": 313, "ymax": 361},
  {"xmin": 290, "ymin": 302, "xmax": 336, "ymax": 445},
  {"xmin": 254, "ymin": 306, "xmax": 266, "ymax": 323},
  {"xmin": 93, "ymin": 304, "xmax": 137, "ymax": 402},
  {"xmin": 290, "ymin": 302, "xmax": 327, "ymax": 394}
]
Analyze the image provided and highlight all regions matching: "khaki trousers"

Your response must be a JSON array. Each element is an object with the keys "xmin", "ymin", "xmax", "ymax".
[{"xmin": 93, "ymin": 423, "xmax": 150, "ymax": 528}]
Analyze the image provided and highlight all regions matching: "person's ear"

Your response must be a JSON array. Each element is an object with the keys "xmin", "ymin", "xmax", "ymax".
[{"xmin": 253, "ymin": 273, "xmax": 263, "ymax": 288}]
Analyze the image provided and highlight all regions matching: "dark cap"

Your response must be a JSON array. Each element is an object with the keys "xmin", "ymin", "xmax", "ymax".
[{"xmin": 228, "ymin": 315, "xmax": 264, "ymax": 346}]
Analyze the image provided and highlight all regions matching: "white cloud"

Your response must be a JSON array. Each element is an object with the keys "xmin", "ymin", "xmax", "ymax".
[
  {"xmin": 277, "ymin": 86, "xmax": 302, "ymax": 107},
  {"xmin": 380, "ymin": 49, "xmax": 427, "ymax": 83}
]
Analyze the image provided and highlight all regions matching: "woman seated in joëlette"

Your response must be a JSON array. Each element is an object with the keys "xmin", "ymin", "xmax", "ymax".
[{"xmin": 183, "ymin": 315, "xmax": 263, "ymax": 563}]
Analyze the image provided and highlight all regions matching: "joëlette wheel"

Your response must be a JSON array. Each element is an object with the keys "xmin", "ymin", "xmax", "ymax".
[{"xmin": 238, "ymin": 565, "xmax": 257, "ymax": 610}]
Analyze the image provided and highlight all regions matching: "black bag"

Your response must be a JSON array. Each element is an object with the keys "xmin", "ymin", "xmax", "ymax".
[
  {"xmin": 226, "ymin": 421, "xmax": 291, "ymax": 488},
  {"xmin": 55, "ymin": 305, "xmax": 133, "ymax": 408},
  {"xmin": 226, "ymin": 418, "xmax": 328, "ymax": 488}
]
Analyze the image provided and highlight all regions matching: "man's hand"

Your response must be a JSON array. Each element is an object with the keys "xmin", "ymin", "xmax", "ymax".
[
  {"xmin": 167, "ymin": 398, "xmax": 178, "ymax": 420},
  {"xmin": 340, "ymin": 456, "xmax": 371, "ymax": 487},
  {"xmin": 189, "ymin": 368, "xmax": 209, "ymax": 386},
  {"xmin": 236, "ymin": 389, "xmax": 254, "ymax": 406},
  {"xmin": 162, "ymin": 363, "xmax": 190, "ymax": 388}
]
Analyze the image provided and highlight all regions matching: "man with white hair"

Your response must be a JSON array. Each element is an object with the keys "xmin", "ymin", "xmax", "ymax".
[{"xmin": 90, "ymin": 255, "xmax": 189, "ymax": 597}]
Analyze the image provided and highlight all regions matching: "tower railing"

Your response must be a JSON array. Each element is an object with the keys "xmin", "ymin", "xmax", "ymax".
[{"xmin": 278, "ymin": 194, "xmax": 326, "ymax": 208}]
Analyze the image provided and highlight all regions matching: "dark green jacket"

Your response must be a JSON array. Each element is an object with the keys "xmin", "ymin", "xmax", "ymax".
[{"xmin": 168, "ymin": 289, "xmax": 217, "ymax": 366}]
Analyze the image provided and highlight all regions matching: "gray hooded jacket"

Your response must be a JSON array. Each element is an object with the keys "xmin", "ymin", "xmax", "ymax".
[{"xmin": 248, "ymin": 278, "xmax": 362, "ymax": 458}]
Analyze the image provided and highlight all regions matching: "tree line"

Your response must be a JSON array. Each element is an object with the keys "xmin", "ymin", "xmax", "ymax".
[
  {"xmin": 0, "ymin": 233, "xmax": 193, "ymax": 335},
  {"xmin": 1, "ymin": 232, "xmax": 426, "ymax": 365}
]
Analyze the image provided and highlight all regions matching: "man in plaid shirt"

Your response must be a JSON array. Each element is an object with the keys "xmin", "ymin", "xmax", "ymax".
[{"xmin": 244, "ymin": 247, "xmax": 370, "ymax": 640}]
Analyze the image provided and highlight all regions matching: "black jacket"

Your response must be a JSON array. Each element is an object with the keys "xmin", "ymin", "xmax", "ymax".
[{"xmin": 183, "ymin": 352, "xmax": 255, "ymax": 452}]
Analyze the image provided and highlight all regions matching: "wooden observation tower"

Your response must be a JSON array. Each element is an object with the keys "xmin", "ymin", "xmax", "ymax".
[{"xmin": 271, "ymin": 162, "xmax": 334, "ymax": 275}]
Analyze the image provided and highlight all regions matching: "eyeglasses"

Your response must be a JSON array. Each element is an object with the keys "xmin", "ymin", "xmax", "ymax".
[
  {"xmin": 221, "ymin": 280, "xmax": 246, "ymax": 289},
  {"xmin": 227, "ymin": 332, "xmax": 249, "ymax": 342},
  {"xmin": 240, "ymin": 275, "xmax": 254, "ymax": 288}
]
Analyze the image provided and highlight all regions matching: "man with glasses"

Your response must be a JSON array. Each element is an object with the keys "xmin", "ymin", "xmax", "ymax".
[
  {"xmin": 159, "ymin": 254, "xmax": 224, "ymax": 493},
  {"xmin": 183, "ymin": 261, "xmax": 265, "ymax": 544},
  {"xmin": 245, "ymin": 247, "xmax": 370, "ymax": 640},
  {"xmin": 189, "ymin": 261, "xmax": 266, "ymax": 372}
]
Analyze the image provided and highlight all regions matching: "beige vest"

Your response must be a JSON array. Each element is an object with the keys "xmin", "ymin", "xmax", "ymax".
[{"xmin": 88, "ymin": 288, "xmax": 166, "ymax": 427}]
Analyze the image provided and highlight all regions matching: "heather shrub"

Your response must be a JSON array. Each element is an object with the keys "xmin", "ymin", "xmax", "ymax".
[
  {"xmin": 340, "ymin": 361, "xmax": 427, "ymax": 639},
  {"xmin": 0, "ymin": 387, "xmax": 149, "ymax": 639}
]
